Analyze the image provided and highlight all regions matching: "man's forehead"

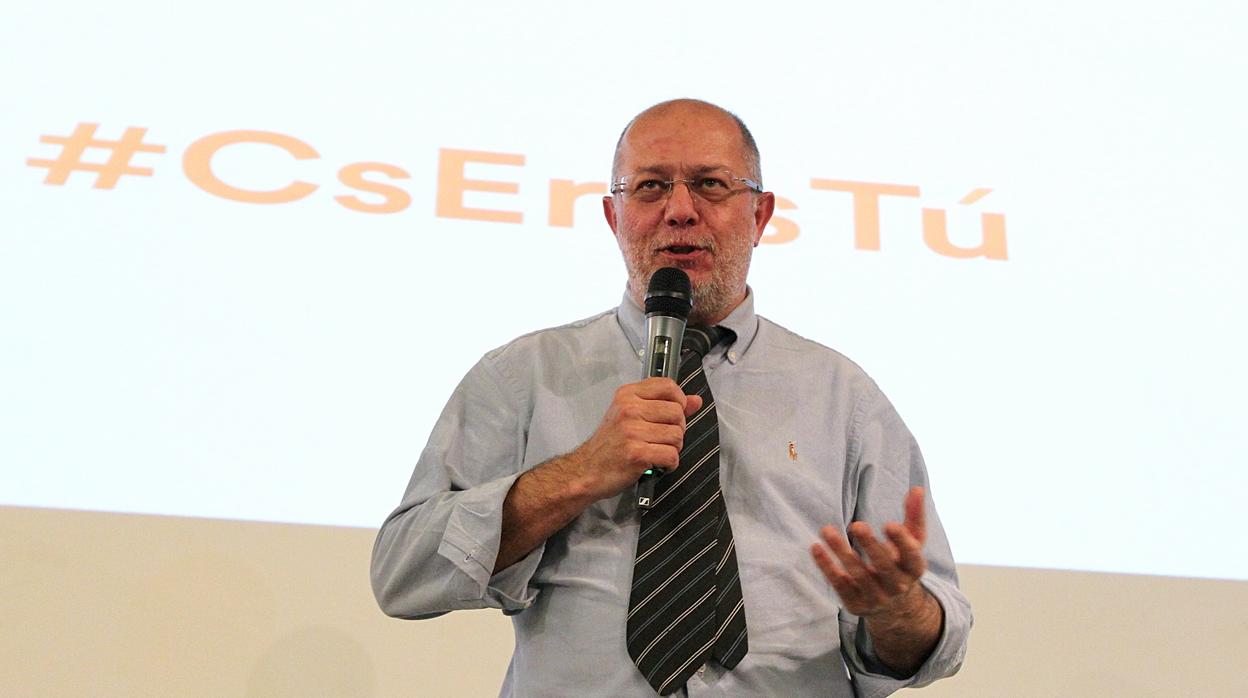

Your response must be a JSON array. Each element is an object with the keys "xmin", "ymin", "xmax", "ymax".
[
  {"xmin": 625, "ymin": 162, "xmax": 733, "ymax": 177},
  {"xmin": 617, "ymin": 117, "xmax": 746, "ymax": 170}
]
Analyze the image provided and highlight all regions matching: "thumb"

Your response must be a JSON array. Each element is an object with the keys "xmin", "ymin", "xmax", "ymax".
[
  {"xmin": 683, "ymin": 394, "xmax": 704, "ymax": 417},
  {"xmin": 904, "ymin": 486, "xmax": 927, "ymax": 544}
]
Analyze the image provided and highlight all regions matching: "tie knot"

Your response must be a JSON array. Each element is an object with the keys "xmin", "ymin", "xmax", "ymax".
[{"xmin": 683, "ymin": 325, "xmax": 734, "ymax": 359}]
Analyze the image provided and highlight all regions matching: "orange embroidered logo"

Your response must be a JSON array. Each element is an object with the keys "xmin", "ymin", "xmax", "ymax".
[{"xmin": 787, "ymin": 442, "xmax": 798, "ymax": 461}]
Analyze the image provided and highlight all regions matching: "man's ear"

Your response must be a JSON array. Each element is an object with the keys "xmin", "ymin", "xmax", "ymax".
[
  {"xmin": 752, "ymin": 192, "xmax": 776, "ymax": 246},
  {"xmin": 603, "ymin": 195, "xmax": 619, "ymax": 238}
]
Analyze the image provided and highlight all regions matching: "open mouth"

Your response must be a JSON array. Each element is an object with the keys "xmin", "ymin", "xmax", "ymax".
[{"xmin": 659, "ymin": 244, "xmax": 706, "ymax": 255}]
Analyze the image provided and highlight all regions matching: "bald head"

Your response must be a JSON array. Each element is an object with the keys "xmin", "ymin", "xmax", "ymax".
[{"xmin": 611, "ymin": 99, "xmax": 762, "ymax": 185}]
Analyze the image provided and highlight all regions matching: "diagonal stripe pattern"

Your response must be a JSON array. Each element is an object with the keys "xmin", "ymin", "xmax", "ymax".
[{"xmin": 628, "ymin": 325, "xmax": 748, "ymax": 695}]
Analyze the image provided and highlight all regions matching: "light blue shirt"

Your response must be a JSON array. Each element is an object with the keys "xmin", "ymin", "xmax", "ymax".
[{"xmin": 372, "ymin": 291, "xmax": 971, "ymax": 698}]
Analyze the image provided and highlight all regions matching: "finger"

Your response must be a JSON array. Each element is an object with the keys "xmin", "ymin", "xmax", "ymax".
[
  {"xmin": 634, "ymin": 399, "xmax": 689, "ymax": 427},
  {"xmin": 823, "ymin": 524, "xmax": 873, "ymax": 583},
  {"xmin": 850, "ymin": 523, "xmax": 911, "ymax": 593},
  {"xmin": 635, "ymin": 378, "xmax": 705, "ymax": 418},
  {"xmin": 904, "ymin": 486, "xmax": 927, "ymax": 544},
  {"xmin": 633, "ymin": 377, "xmax": 690, "ymax": 404},
  {"xmin": 635, "ymin": 443, "xmax": 680, "ymax": 471},
  {"xmin": 812, "ymin": 530, "xmax": 862, "ymax": 593},
  {"xmin": 810, "ymin": 539, "xmax": 857, "ymax": 595},
  {"xmin": 884, "ymin": 522, "xmax": 927, "ymax": 579},
  {"xmin": 851, "ymin": 523, "xmax": 900, "ymax": 570},
  {"xmin": 643, "ymin": 422, "xmax": 686, "ymax": 449}
]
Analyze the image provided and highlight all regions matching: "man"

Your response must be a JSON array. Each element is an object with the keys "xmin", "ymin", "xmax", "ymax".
[{"xmin": 372, "ymin": 99, "xmax": 970, "ymax": 696}]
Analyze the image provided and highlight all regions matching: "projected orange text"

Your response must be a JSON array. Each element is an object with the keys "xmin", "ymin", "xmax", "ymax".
[{"xmin": 27, "ymin": 123, "xmax": 1010, "ymax": 260}]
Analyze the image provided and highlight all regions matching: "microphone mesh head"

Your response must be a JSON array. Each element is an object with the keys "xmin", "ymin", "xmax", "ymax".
[{"xmin": 644, "ymin": 267, "xmax": 692, "ymax": 318}]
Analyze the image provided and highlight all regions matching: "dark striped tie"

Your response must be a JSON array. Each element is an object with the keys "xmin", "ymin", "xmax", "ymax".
[{"xmin": 627, "ymin": 325, "xmax": 748, "ymax": 695}]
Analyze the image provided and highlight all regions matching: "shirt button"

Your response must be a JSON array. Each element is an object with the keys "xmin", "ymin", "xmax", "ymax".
[
  {"xmin": 697, "ymin": 665, "xmax": 706, "ymax": 678},
  {"xmin": 728, "ymin": 351, "xmax": 738, "ymax": 362}
]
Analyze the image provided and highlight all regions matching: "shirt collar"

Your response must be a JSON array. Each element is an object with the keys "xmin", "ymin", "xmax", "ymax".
[{"xmin": 616, "ymin": 286, "xmax": 760, "ymax": 365}]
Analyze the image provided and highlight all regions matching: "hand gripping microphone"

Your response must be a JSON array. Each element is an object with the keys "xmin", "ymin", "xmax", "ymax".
[{"xmin": 636, "ymin": 267, "xmax": 693, "ymax": 510}]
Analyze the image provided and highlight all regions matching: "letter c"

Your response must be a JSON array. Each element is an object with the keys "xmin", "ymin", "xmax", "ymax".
[{"xmin": 183, "ymin": 130, "xmax": 319, "ymax": 204}]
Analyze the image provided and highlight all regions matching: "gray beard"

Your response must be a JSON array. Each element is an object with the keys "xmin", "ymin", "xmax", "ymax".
[
  {"xmin": 623, "ymin": 239, "xmax": 753, "ymax": 325},
  {"xmin": 689, "ymin": 278, "xmax": 735, "ymax": 325}
]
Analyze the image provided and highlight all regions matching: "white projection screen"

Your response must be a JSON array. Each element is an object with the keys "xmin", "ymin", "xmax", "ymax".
[{"xmin": 3, "ymin": 0, "xmax": 1245, "ymax": 597}]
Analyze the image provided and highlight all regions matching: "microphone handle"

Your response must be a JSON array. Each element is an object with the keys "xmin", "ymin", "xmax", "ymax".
[{"xmin": 637, "ymin": 314, "xmax": 686, "ymax": 510}]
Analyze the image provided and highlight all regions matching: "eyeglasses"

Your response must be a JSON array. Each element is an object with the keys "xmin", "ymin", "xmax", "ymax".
[{"xmin": 610, "ymin": 169, "xmax": 763, "ymax": 204}]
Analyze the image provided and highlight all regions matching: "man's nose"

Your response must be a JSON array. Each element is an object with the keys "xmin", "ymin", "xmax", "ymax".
[{"xmin": 663, "ymin": 181, "xmax": 699, "ymax": 228}]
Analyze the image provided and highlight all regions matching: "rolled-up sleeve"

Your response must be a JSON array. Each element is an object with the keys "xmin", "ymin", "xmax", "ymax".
[
  {"xmin": 837, "ymin": 389, "xmax": 973, "ymax": 698},
  {"xmin": 371, "ymin": 356, "xmax": 543, "ymax": 619}
]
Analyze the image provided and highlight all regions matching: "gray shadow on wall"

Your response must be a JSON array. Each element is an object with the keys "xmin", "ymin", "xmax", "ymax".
[{"xmin": 247, "ymin": 625, "xmax": 375, "ymax": 698}]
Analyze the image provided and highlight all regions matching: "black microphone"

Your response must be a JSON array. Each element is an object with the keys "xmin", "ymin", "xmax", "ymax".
[{"xmin": 637, "ymin": 267, "xmax": 693, "ymax": 510}]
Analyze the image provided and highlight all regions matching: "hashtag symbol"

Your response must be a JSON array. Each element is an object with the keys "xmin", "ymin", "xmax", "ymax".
[{"xmin": 26, "ymin": 123, "xmax": 166, "ymax": 189}]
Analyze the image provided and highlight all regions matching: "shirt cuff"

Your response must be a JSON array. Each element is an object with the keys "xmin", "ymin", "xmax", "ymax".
[
  {"xmin": 840, "ymin": 571, "xmax": 971, "ymax": 698},
  {"xmin": 436, "ymin": 471, "xmax": 544, "ymax": 614}
]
